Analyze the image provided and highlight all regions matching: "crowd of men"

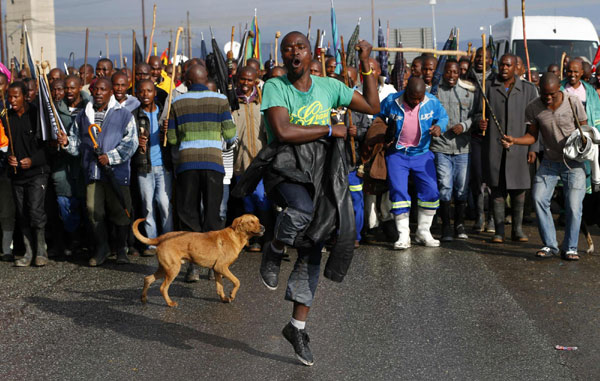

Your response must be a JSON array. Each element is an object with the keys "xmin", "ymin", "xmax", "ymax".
[{"xmin": 0, "ymin": 29, "xmax": 599, "ymax": 365}]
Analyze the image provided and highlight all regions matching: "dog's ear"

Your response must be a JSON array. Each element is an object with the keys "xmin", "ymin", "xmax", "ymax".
[{"xmin": 231, "ymin": 217, "xmax": 241, "ymax": 231}]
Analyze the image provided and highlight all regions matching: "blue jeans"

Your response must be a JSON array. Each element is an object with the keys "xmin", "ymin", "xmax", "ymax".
[
  {"xmin": 220, "ymin": 184, "xmax": 230, "ymax": 221},
  {"xmin": 57, "ymin": 196, "xmax": 81, "ymax": 233},
  {"xmin": 532, "ymin": 159, "xmax": 586, "ymax": 252},
  {"xmin": 348, "ymin": 170, "xmax": 363, "ymax": 241},
  {"xmin": 137, "ymin": 166, "xmax": 173, "ymax": 248},
  {"xmin": 236, "ymin": 178, "xmax": 270, "ymax": 214},
  {"xmin": 434, "ymin": 152, "xmax": 470, "ymax": 202}
]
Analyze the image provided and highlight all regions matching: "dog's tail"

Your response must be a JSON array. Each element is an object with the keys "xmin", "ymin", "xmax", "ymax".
[{"xmin": 132, "ymin": 218, "xmax": 160, "ymax": 246}]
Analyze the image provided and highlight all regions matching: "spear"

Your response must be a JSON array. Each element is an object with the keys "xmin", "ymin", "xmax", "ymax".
[{"xmin": 132, "ymin": 30, "xmax": 136, "ymax": 96}]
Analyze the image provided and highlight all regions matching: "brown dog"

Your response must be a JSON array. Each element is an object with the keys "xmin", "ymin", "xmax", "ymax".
[{"xmin": 133, "ymin": 214, "xmax": 265, "ymax": 307}]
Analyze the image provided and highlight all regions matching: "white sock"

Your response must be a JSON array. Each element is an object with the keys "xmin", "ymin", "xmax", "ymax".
[
  {"xmin": 271, "ymin": 242, "xmax": 284, "ymax": 254},
  {"xmin": 290, "ymin": 317, "xmax": 305, "ymax": 330}
]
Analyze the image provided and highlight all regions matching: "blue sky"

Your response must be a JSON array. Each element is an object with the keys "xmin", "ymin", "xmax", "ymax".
[{"xmin": 53, "ymin": 0, "xmax": 600, "ymax": 62}]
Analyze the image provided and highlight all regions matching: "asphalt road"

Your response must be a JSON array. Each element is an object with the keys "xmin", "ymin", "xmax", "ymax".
[{"xmin": 0, "ymin": 221, "xmax": 598, "ymax": 380}]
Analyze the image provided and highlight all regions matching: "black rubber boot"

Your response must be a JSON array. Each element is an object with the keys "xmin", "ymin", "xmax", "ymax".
[
  {"xmin": 381, "ymin": 219, "xmax": 400, "ymax": 243},
  {"xmin": 115, "ymin": 225, "xmax": 130, "ymax": 264},
  {"xmin": 473, "ymin": 192, "xmax": 485, "ymax": 232},
  {"xmin": 454, "ymin": 201, "xmax": 468, "ymax": 240},
  {"xmin": 34, "ymin": 228, "xmax": 48, "ymax": 267},
  {"xmin": 15, "ymin": 228, "xmax": 34, "ymax": 267},
  {"xmin": 256, "ymin": 209, "xmax": 275, "ymax": 250},
  {"xmin": 185, "ymin": 263, "xmax": 200, "ymax": 282},
  {"xmin": 89, "ymin": 222, "xmax": 110, "ymax": 267},
  {"xmin": 439, "ymin": 201, "xmax": 453, "ymax": 242},
  {"xmin": 492, "ymin": 198, "xmax": 505, "ymax": 243},
  {"xmin": 511, "ymin": 193, "xmax": 528, "ymax": 242}
]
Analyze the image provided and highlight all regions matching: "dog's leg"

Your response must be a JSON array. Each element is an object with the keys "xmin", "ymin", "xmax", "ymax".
[
  {"xmin": 218, "ymin": 267, "xmax": 241, "ymax": 303},
  {"xmin": 160, "ymin": 262, "xmax": 181, "ymax": 307},
  {"xmin": 142, "ymin": 266, "xmax": 166, "ymax": 304},
  {"xmin": 214, "ymin": 272, "xmax": 228, "ymax": 302}
]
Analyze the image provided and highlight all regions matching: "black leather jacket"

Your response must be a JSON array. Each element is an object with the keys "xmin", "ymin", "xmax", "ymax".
[{"xmin": 232, "ymin": 137, "xmax": 355, "ymax": 283}]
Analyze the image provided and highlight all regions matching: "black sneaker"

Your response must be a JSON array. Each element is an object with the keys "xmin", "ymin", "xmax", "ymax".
[
  {"xmin": 259, "ymin": 242, "xmax": 283, "ymax": 290},
  {"xmin": 282, "ymin": 322, "xmax": 314, "ymax": 366}
]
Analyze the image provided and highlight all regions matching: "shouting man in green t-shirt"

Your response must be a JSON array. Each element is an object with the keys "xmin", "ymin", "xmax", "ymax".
[{"xmin": 259, "ymin": 31, "xmax": 380, "ymax": 366}]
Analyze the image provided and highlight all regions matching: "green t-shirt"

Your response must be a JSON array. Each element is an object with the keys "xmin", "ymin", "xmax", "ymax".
[{"xmin": 260, "ymin": 74, "xmax": 355, "ymax": 143}]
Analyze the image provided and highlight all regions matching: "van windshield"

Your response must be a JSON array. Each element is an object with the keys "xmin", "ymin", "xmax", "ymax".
[{"xmin": 512, "ymin": 40, "xmax": 598, "ymax": 71}]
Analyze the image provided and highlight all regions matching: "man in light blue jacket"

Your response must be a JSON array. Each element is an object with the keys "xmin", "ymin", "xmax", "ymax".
[{"xmin": 376, "ymin": 77, "xmax": 449, "ymax": 249}]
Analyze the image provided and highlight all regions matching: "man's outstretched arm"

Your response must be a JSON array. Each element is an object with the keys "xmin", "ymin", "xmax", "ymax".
[{"xmin": 348, "ymin": 40, "xmax": 380, "ymax": 116}]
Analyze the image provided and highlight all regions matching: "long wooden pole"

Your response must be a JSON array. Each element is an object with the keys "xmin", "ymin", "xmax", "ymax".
[
  {"xmin": 274, "ymin": 31, "xmax": 280, "ymax": 66},
  {"xmin": 521, "ymin": 0, "xmax": 531, "ymax": 81},
  {"xmin": 371, "ymin": 0, "xmax": 375, "ymax": 44},
  {"xmin": 146, "ymin": 4, "xmax": 157, "ymax": 62},
  {"xmin": 369, "ymin": 46, "xmax": 469, "ymax": 56},
  {"xmin": 307, "ymin": 16, "xmax": 312, "ymax": 40},
  {"xmin": 482, "ymin": 34, "xmax": 487, "ymax": 137},
  {"xmin": 83, "ymin": 28, "xmax": 89, "ymax": 87},
  {"xmin": 141, "ymin": 0, "xmax": 147, "ymax": 59},
  {"xmin": 560, "ymin": 52, "xmax": 567, "ymax": 80},
  {"xmin": 118, "ymin": 33, "xmax": 123, "ymax": 67},
  {"xmin": 340, "ymin": 35, "xmax": 356, "ymax": 166},
  {"xmin": 163, "ymin": 27, "xmax": 184, "ymax": 147},
  {"xmin": 105, "ymin": 34, "xmax": 109, "ymax": 59}
]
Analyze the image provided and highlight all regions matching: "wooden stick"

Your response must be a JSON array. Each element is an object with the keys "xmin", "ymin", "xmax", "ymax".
[
  {"xmin": 482, "ymin": 34, "xmax": 487, "ymax": 137},
  {"xmin": 163, "ymin": 27, "xmax": 183, "ymax": 147},
  {"xmin": 320, "ymin": 49, "xmax": 326, "ymax": 78},
  {"xmin": 560, "ymin": 52, "xmax": 567, "ymax": 80},
  {"xmin": 521, "ymin": 0, "xmax": 531, "ymax": 81},
  {"xmin": 228, "ymin": 26, "xmax": 235, "ymax": 59},
  {"xmin": 132, "ymin": 30, "xmax": 136, "ymax": 96},
  {"xmin": 118, "ymin": 33, "xmax": 123, "ymax": 67},
  {"xmin": 340, "ymin": 35, "xmax": 356, "ymax": 166},
  {"xmin": 275, "ymin": 31, "xmax": 281, "ymax": 66},
  {"xmin": 367, "ymin": 46, "xmax": 469, "ymax": 56},
  {"xmin": 83, "ymin": 28, "xmax": 89, "ymax": 87},
  {"xmin": 146, "ymin": 4, "xmax": 157, "ymax": 62},
  {"xmin": 467, "ymin": 42, "xmax": 472, "ymax": 56},
  {"xmin": 0, "ymin": 89, "xmax": 16, "ymax": 173},
  {"xmin": 307, "ymin": 16, "xmax": 311, "ymax": 40}
]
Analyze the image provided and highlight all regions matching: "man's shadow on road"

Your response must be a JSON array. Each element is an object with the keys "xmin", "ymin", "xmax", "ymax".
[{"xmin": 25, "ymin": 289, "xmax": 297, "ymax": 365}]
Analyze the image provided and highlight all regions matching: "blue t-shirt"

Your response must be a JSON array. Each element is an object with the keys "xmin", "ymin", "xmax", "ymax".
[{"xmin": 143, "ymin": 106, "xmax": 162, "ymax": 167}]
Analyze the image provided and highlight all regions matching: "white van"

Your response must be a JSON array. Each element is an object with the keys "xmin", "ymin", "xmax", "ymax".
[{"xmin": 492, "ymin": 16, "xmax": 599, "ymax": 72}]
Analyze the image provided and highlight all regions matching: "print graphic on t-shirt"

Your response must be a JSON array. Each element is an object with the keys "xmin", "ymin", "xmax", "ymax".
[{"xmin": 290, "ymin": 101, "xmax": 331, "ymax": 126}]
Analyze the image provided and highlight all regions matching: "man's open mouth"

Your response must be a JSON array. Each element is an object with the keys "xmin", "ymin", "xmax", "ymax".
[{"xmin": 292, "ymin": 58, "xmax": 301, "ymax": 68}]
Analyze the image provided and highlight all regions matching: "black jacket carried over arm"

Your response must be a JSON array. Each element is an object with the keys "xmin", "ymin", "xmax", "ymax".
[{"xmin": 232, "ymin": 137, "xmax": 355, "ymax": 283}]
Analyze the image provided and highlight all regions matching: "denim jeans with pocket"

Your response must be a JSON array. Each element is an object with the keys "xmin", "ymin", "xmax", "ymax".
[{"xmin": 532, "ymin": 159, "xmax": 586, "ymax": 252}]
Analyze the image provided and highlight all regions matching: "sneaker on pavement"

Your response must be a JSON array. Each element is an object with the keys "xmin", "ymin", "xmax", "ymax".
[
  {"xmin": 259, "ymin": 242, "xmax": 283, "ymax": 290},
  {"xmin": 282, "ymin": 322, "xmax": 314, "ymax": 366},
  {"xmin": 142, "ymin": 247, "xmax": 157, "ymax": 257}
]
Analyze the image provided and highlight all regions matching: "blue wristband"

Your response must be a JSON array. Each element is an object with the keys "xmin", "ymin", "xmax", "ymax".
[{"xmin": 327, "ymin": 124, "xmax": 332, "ymax": 137}]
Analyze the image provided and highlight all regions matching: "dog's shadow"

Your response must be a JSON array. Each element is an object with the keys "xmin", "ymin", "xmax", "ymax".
[{"xmin": 25, "ymin": 289, "xmax": 296, "ymax": 364}]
